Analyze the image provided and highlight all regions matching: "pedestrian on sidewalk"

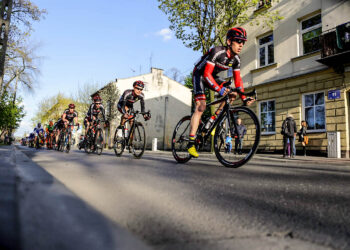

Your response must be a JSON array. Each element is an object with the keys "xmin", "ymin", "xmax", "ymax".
[
  {"xmin": 234, "ymin": 118, "xmax": 246, "ymax": 155},
  {"xmin": 297, "ymin": 120, "xmax": 308, "ymax": 156},
  {"xmin": 225, "ymin": 135, "xmax": 232, "ymax": 153},
  {"xmin": 282, "ymin": 114, "xmax": 297, "ymax": 158}
]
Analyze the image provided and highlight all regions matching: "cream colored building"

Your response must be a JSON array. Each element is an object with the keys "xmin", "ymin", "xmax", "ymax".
[
  {"xmin": 98, "ymin": 68, "xmax": 192, "ymax": 150},
  {"xmin": 234, "ymin": 0, "xmax": 350, "ymax": 156}
]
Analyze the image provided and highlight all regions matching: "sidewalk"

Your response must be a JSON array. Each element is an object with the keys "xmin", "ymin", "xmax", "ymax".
[
  {"xmin": 144, "ymin": 149, "xmax": 350, "ymax": 166},
  {"xmin": 0, "ymin": 145, "xmax": 150, "ymax": 250}
]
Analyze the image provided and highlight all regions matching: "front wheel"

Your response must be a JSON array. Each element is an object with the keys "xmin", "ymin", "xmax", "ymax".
[
  {"xmin": 132, "ymin": 122, "xmax": 146, "ymax": 159},
  {"xmin": 214, "ymin": 106, "xmax": 260, "ymax": 168},
  {"xmin": 113, "ymin": 126, "xmax": 125, "ymax": 157},
  {"xmin": 171, "ymin": 116, "xmax": 192, "ymax": 163},
  {"xmin": 95, "ymin": 128, "xmax": 104, "ymax": 155}
]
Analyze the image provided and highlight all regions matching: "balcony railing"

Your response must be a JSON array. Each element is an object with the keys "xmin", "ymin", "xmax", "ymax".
[{"xmin": 317, "ymin": 21, "xmax": 350, "ymax": 70}]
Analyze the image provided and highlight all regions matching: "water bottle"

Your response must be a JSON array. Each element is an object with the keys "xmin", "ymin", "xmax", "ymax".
[
  {"xmin": 124, "ymin": 128, "xmax": 129, "ymax": 138},
  {"xmin": 205, "ymin": 115, "xmax": 216, "ymax": 130}
]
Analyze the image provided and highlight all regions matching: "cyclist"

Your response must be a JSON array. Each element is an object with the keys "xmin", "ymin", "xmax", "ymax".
[
  {"xmin": 188, "ymin": 27, "xmax": 254, "ymax": 158},
  {"xmin": 85, "ymin": 95, "xmax": 108, "ymax": 137},
  {"xmin": 117, "ymin": 80, "xmax": 150, "ymax": 129},
  {"xmin": 61, "ymin": 103, "xmax": 79, "ymax": 150},
  {"xmin": 33, "ymin": 123, "xmax": 44, "ymax": 147},
  {"xmin": 53, "ymin": 118, "xmax": 64, "ymax": 148},
  {"xmin": 45, "ymin": 120, "xmax": 55, "ymax": 149}
]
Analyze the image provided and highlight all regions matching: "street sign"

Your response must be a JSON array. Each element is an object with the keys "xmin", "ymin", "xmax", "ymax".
[{"xmin": 328, "ymin": 89, "xmax": 341, "ymax": 100}]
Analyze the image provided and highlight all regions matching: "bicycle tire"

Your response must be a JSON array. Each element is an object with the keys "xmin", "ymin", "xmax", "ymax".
[
  {"xmin": 84, "ymin": 132, "xmax": 93, "ymax": 154},
  {"xmin": 113, "ymin": 126, "xmax": 125, "ymax": 157},
  {"xmin": 132, "ymin": 122, "xmax": 146, "ymax": 159},
  {"xmin": 214, "ymin": 106, "xmax": 260, "ymax": 168},
  {"xmin": 95, "ymin": 128, "xmax": 104, "ymax": 155},
  {"xmin": 171, "ymin": 115, "xmax": 192, "ymax": 163},
  {"xmin": 65, "ymin": 133, "xmax": 71, "ymax": 153}
]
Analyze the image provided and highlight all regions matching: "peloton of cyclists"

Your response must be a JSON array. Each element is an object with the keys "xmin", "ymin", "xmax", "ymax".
[{"xmin": 187, "ymin": 27, "xmax": 254, "ymax": 158}]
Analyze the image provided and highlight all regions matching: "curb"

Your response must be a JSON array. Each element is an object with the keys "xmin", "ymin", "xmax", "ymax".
[{"xmin": 13, "ymin": 146, "xmax": 151, "ymax": 250}]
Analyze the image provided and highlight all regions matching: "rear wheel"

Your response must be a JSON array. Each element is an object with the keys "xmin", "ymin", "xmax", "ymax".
[
  {"xmin": 214, "ymin": 106, "xmax": 260, "ymax": 168},
  {"xmin": 84, "ymin": 132, "xmax": 93, "ymax": 154},
  {"xmin": 95, "ymin": 128, "xmax": 104, "ymax": 155},
  {"xmin": 113, "ymin": 126, "xmax": 125, "ymax": 157},
  {"xmin": 171, "ymin": 116, "xmax": 192, "ymax": 163},
  {"xmin": 132, "ymin": 122, "xmax": 146, "ymax": 159}
]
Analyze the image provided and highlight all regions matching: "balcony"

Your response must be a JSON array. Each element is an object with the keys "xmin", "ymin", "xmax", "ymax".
[{"xmin": 317, "ymin": 21, "xmax": 350, "ymax": 72}]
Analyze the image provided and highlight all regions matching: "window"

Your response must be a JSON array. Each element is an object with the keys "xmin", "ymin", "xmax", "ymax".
[
  {"xmin": 258, "ymin": 34, "xmax": 274, "ymax": 67},
  {"xmin": 260, "ymin": 100, "xmax": 275, "ymax": 133},
  {"xmin": 303, "ymin": 92, "xmax": 325, "ymax": 131},
  {"xmin": 300, "ymin": 13, "xmax": 322, "ymax": 54}
]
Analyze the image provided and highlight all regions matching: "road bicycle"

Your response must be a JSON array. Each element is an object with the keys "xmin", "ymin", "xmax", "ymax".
[
  {"xmin": 84, "ymin": 118, "xmax": 105, "ymax": 155},
  {"xmin": 113, "ymin": 110, "xmax": 151, "ymax": 159},
  {"xmin": 172, "ymin": 87, "xmax": 260, "ymax": 168},
  {"xmin": 58, "ymin": 123, "xmax": 79, "ymax": 153}
]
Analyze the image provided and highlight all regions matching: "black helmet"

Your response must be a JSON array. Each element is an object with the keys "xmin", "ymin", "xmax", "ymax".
[{"xmin": 226, "ymin": 27, "xmax": 247, "ymax": 41}]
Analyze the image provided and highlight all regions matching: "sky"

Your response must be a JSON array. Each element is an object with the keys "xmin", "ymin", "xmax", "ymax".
[{"xmin": 15, "ymin": 0, "xmax": 200, "ymax": 137}]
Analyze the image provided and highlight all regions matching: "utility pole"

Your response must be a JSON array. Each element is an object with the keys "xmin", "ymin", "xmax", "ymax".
[{"xmin": 0, "ymin": 0, "xmax": 13, "ymax": 93}]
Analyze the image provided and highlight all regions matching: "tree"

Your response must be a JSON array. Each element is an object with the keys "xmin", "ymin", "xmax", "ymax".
[
  {"xmin": 31, "ymin": 93, "xmax": 74, "ymax": 127},
  {"xmin": 165, "ymin": 67, "xmax": 182, "ymax": 82},
  {"xmin": 73, "ymin": 81, "xmax": 101, "ymax": 119},
  {"xmin": 98, "ymin": 82, "xmax": 120, "ymax": 122},
  {"xmin": 158, "ymin": 0, "xmax": 282, "ymax": 53},
  {"xmin": 0, "ymin": 0, "xmax": 46, "ymax": 96},
  {"xmin": 0, "ymin": 90, "xmax": 25, "ymax": 138}
]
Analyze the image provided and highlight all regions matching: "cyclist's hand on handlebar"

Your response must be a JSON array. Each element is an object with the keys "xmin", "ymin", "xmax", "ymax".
[{"xmin": 219, "ymin": 87, "xmax": 230, "ymax": 96}]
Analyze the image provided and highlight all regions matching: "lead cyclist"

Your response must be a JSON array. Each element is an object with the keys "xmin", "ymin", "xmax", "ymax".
[{"xmin": 188, "ymin": 27, "xmax": 255, "ymax": 158}]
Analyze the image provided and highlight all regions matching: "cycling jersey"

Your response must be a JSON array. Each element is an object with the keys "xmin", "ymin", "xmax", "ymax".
[
  {"xmin": 62, "ymin": 109, "xmax": 78, "ymax": 123},
  {"xmin": 53, "ymin": 119, "xmax": 64, "ymax": 130},
  {"xmin": 87, "ymin": 103, "xmax": 106, "ymax": 121},
  {"xmin": 193, "ymin": 46, "xmax": 245, "ymax": 101},
  {"xmin": 46, "ymin": 124, "xmax": 54, "ymax": 133},
  {"xmin": 33, "ymin": 126, "xmax": 44, "ymax": 135},
  {"xmin": 117, "ymin": 89, "xmax": 145, "ymax": 114}
]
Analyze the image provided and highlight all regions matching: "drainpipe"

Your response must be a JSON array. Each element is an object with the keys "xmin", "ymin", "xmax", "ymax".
[{"xmin": 163, "ymin": 96, "xmax": 168, "ymax": 150}]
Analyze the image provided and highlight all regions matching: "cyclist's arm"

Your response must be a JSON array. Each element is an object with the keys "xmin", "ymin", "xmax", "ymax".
[
  {"xmin": 232, "ymin": 68, "xmax": 247, "ymax": 101},
  {"xmin": 87, "ymin": 104, "xmax": 93, "ymax": 120},
  {"xmin": 100, "ymin": 105, "xmax": 107, "ymax": 121},
  {"xmin": 203, "ymin": 62, "xmax": 224, "ymax": 93},
  {"xmin": 62, "ymin": 113, "xmax": 68, "ymax": 123},
  {"xmin": 140, "ymin": 94, "xmax": 145, "ymax": 113}
]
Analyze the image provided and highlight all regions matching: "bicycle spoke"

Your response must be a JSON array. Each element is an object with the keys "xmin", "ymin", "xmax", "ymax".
[
  {"xmin": 214, "ymin": 107, "xmax": 260, "ymax": 168},
  {"xmin": 172, "ymin": 116, "xmax": 192, "ymax": 163}
]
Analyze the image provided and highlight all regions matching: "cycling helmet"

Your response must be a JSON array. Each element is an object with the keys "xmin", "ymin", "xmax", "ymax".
[
  {"xmin": 68, "ymin": 103, "xmax": 75, "ymax": 109},
  {"xmin": 93, "ymin": 95, "xmax": 102, "ymax": 102},
  {"xmin": 226, "ymin": 27, "xmax": 247, "ymax": 41},
  {"xmin": 37, "ymin": 123, "xmax": 41, "ymax": 127},
  {"xmin": 133, "ymin": 80, "xmax": 144, "ymax": 89}
]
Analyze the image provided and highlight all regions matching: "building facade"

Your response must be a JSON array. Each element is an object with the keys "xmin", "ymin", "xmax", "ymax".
[
  {"xmin": 97, "ymin": 68, "xmax": 192, "ymax": 150},
  {"xmin": 233, "ymin": 0, "xmax": 350, "ymax": 156}
]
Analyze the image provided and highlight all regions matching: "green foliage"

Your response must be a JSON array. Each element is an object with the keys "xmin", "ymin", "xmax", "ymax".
[
  {"xmin": 98, "ymin": 82, "xmax": 120, "ymax": 122},
  {"xmin": 158, "ymin": 0, "xmax": 283, "ymax": 54},
  {"xmin": 0, "ymin": 91, "xmax": 25, "ymax": 136},
  {"xmin": 31, "ymin": 93, "xmax": 75, "ymax": 126}
]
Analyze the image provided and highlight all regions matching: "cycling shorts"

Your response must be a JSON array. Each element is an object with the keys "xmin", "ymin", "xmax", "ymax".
[{"xmin": 192, "ymin": 70, "xmax": 226, "ymax": 102}]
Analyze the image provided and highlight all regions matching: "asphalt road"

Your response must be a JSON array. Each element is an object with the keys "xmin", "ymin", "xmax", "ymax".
[{"xmin": 19, "ymin": 146, "xmax": 350, "ymax": 250}]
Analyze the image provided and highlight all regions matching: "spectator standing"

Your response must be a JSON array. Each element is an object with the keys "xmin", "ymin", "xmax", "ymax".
[
  {"xmin": 282, "ymin": 114, "xmax": 297, "ymax": 158},
  {"xmin": 297, "ymin": 120, "xmax": 308, "ymax": 156},
  {"xmin": 234, "ymin": 118, "xmax": 247, "ymax": 155}
]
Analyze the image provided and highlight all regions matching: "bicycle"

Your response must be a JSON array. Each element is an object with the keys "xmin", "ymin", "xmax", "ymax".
[
  {"xmin": 58, "ymin": 122, "xmax": 79, "ymax": 153},
  {"xmin": 113, "ymin": 110, "xmax": 151, "ymax": 159},
  {"xmin": 84, "ymin": 118, "xmax": 105, "ymax": 155},
  {"xmin": 172, "ymin": 87, "xmax": 260, "ymax": 168}
]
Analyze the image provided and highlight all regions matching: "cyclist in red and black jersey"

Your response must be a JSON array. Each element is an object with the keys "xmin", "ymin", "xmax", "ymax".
[
  {"xmin": 55, "ymin": 104, "xmax": 79, "ymax": 147},
  {"xmin": 188, "ymin": 27, "xmax": 254, "ymax": 158},
  {"xmin": 84, "ymin": 95, "xmax": 108, "ymax": 137},
  {"xmin": 117, "ymin": 80, "xmax": 150, "ymax": 128}
]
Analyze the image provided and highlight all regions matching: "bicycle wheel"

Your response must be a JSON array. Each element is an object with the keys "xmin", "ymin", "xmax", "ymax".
[
  {"xmin": 95, "ymin": 128, "xmax": 104, "ymax": 155},
  {"xmin": 113, "ymin": 126, "xmax": 125, "ymax": 156},
  {"xmin": 132, "ymin": 122, "xmax": 146, "ymax": 159},
  {"xmin": 171, "ymin": 116, "xmax": 192, "ymax": 163},
  {"xmin": 59, "ymin": 134, "xmax": 65, "ymax": 152},
  {"xmin": 214, "ymin": 106, "xmax": 260, "ymax": 168},
  {"xmin": 65, "ymin": 133, "xmax": 71, "ymax": 153}
]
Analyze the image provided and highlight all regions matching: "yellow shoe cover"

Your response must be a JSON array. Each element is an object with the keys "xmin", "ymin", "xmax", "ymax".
[{"xmin": 188, "ymin": 145, "xmax": 199, "ymax": 158}]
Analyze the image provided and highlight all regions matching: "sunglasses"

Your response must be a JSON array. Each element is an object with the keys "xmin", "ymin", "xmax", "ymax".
[
  {"xmin": 135, "ymin": 87, "xmax": 143, "ymax": 91},
  {"xmin": 233, "ymin": 39, "xmax": 245, "ymax": 45},
  {"xmin": 95, "ymin": 102, "xmax": 101, "ymax": 105}
]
